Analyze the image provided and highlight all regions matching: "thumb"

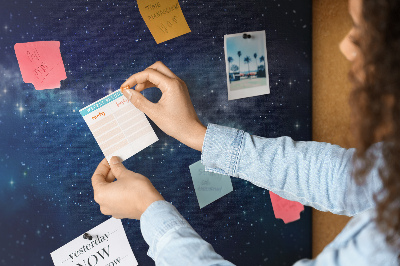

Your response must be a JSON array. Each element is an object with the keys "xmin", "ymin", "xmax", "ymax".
[
  {"xmin": 122, "ymin": 88, "xmax": 155, "ymax": 115},
  {"xmin": 92, "ymin": 158, "xmax": 112, "ymax": 188},
  {"xmin": 109, "ymin": 156, "xmax": 128, "ymax": 178}
]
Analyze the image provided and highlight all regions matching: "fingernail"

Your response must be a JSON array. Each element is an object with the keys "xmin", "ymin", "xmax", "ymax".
[
  {"xmin": 110, "ymin": 156, "xmax": 122, "ymax": 165},
  {"xmin": 124, "ymin": 89, "xmax": 133, "ymax": 100}
]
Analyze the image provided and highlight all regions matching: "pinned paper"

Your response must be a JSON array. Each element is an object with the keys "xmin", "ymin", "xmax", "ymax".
[
  {"xmin": 189, "ymin": 161, "xmax": 233, "ymax": 209},
  {"xmin": 224, "ymin": 30, "xmax": 270, "ymax": 100},
  {"xmin": 51, "ymin": 218, "xmax": 137, "ymax": 266},
  {"xmin": 269, "ymin": 191, "xmax": 304, "ymax": 224},
  {"xmin": 137, "ymin": 0, "xmax": 191, "ymax": 44},
  {"xmin": 14, "ymin": 41, "xmax": 67, "ymax": 90},
  {"xmin": 80, "ymin": 90, "xmax": 158, "ymax": 163}
]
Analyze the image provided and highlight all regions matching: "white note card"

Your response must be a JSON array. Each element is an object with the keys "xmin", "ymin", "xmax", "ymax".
[
  {"xmin": 80, "ymin": 89, "xmax": 158, "ymax": 162},
  {"xmin": 51, "ymin": 218, "xmax": 137, "ymax": 266}
]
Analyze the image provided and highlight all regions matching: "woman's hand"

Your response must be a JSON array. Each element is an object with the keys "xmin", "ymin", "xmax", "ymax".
[
  {"xmin": 120, "ymin": 61, "xmax": 206, "ymax": 152},
  {"xmin": 91, "ymin": 157, "xmax": 164, "ymax": 220}
]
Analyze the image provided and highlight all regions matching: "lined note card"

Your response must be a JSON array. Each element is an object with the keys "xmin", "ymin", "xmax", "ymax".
[
  {"xmin": 80, "ymin": 90, "xmax": 158, "ymax": 162},
  {"xmin": 14, "ymin": 41, "xmax": 67, "ymax": 90},
  {"xmin": 51, "ymin": 218, "xmax": 137, "ymax": 266},
  {"xmin": 189, "ymin": 160, "xmax": 233, "ymax": 209}
]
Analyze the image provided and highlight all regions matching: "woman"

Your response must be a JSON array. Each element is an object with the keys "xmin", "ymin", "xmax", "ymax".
[{"xmin": 91, "ymin": 0, "xmax": 400, "ymax": 264}]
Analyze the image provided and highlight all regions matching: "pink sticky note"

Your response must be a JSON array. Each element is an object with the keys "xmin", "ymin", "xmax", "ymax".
[
  {"xmin": 14, "ymin": 41, "xmax": 67, "ymax": 90},
  {"xmin": 269, "ymin": 191, "xmax": 304, "ymax": 224}
]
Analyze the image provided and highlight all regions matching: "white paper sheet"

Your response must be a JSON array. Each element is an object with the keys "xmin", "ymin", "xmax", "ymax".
[
  {"xmin": 80, "ymin": 89, "xmax": 158, "ymax": 162},
  {"xmin": 51, "ymin": 218, "xmax": 137, "ymax": 266}
]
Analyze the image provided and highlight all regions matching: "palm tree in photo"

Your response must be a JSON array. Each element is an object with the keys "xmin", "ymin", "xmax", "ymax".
[
  {"xmin": 237, "ymin": 51, "xmax": 242, "ymax": 77},
  {"xmin": 253, "ymin": 53, "xmax": 257, "ymax": 75},
  {"xmin": 244, "ymin": 56, "xmax": 251, "ymax": 78},
  {"xmin": 228, "ymin": 56, "xmax": 233, "ymax": 73},
  {"xmin": 259, "ymin": 55, "xmax": 266, "ymax": 77},
  {"xmin": 227, "ymin": 56, "xmax": 234, "ymax": 83},
  {"xmin": 260, "ymin": 55, "xmax": 265, "ymax": 72}
]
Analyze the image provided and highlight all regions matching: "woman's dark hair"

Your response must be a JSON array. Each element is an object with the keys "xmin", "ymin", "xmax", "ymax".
[{"xmin": 349, "ymin": 0, "xmax": 400, "ymax": 252}]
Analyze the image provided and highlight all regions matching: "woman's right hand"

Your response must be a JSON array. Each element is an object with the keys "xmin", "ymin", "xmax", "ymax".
[{"xmin": 120, "ymin": 61, "xmax": 206, "ymax": 152}]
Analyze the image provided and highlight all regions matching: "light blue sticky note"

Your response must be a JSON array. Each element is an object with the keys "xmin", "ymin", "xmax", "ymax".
[{"xmin": 189, "ymin": 160, "xmax": 233, "ymax": 209}]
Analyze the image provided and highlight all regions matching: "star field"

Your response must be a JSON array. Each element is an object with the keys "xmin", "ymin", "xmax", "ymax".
[{"xmin": 1, "ymin": 0, "xmax": 311, "ymax": 265}]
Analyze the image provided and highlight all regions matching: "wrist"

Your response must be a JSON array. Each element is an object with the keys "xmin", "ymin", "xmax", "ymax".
[
  {"xmin": 139, "ymin": 195, "xmax": 165, "ymax": 219},
  {"xmin": 196, "ymin": 125, "xmax": 207, "ymax": 152},
  {"xmin": 185, "ymin": 123, "xmax": 206, "ymax": 152}
]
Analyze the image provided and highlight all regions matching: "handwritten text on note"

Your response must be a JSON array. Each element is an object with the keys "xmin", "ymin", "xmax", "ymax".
[
  {"xmin": 137, "ymin": 0, "xmax": 191, "ymax": 44},
  {"xmin": 14, "ymin": 41, "xmax": 67, "ymax": 90},
  {"xmin": 189, "ymin": 161, "xmax": 233, "ymax": 209}
]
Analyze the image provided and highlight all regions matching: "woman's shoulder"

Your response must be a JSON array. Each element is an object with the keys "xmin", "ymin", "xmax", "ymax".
[{"xmin": 324, "ymin": 209, "xmax": 399, "ymax": 265}]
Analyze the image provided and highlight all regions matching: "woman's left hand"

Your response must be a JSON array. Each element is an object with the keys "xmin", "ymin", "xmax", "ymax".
[{"xmin": 91, "ymin": 157, "xmax": 165, "ymax": 220}]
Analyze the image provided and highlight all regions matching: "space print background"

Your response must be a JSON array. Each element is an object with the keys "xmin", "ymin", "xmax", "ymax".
[{"xmin": 0, "ymin": 0, "xmax": 312, "ymax": 265}]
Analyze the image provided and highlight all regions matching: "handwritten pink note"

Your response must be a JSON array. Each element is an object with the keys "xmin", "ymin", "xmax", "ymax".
[
  {"xmin": 269, "ymin": 191, "xmax": 304, "ymax": 224},
  {"xmin": 14, "ymin": 41, "xmax": 67, "ymax": 90}
]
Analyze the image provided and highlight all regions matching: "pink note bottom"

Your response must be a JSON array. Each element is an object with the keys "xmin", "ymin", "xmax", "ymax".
[{"xmin": 269, "ymin": 191, "xmax": 304, "ymax": 224}]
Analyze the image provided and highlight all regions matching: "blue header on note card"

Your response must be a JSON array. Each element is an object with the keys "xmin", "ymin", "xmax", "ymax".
[{"xmin": 80, "ymin": 90, "xmax": 123, "ymax": 116}]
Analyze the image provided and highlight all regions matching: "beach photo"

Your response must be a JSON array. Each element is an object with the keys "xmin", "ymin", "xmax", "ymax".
[{"xmin": 224, "ymin": 30, "xmax": 270, "ymax": 100}]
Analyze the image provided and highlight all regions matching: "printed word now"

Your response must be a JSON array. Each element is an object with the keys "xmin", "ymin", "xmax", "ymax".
[{"xmin": 76, "ymin": 245, "xmax": 110, "ymax": 266}]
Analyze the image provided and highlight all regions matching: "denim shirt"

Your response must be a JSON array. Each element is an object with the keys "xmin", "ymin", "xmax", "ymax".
[{"xmin": 140, "ymin": 124, "xmax": 399, "ymax": 265}]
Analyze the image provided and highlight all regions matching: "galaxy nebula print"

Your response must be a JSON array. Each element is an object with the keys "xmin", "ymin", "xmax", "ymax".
[{"xmin": 0, "ymin": 0, "xmax": 311, "ymax": 265}]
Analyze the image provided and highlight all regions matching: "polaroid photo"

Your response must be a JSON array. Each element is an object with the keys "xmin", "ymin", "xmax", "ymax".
[{"xmin": 224, "ymin": 30, "xmax": 270, "ymax": 100}]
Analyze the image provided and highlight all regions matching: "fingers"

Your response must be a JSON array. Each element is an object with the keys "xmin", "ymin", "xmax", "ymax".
[
  {"xmin": 120, "ymin": 68, "xmax": 173, "ymax": 94},
  {"xmin": 105, "ymin": 169, "xmax": 116, "ymax": 183},
  {"xmin": 135, "ymin": 82, "xmax": 154, "ymax": 92},
  {"xmin": 147, "ymin": 61, "xmax": 178, "ymax": 79},
  {"xmin": 92, "ymin": 158, "xmax": 111, "ymax": 188},
  {"xmin": 121, "ymin": 89, "xmax": 158, "ymax": 116},
  {"xmin": 119, "ymin": 62, "xmax": 181, "ymax": 114},
  {"xmin": 132, "ymin": 80, "xmax": 159, "ymax": 94},
  {"xmin": 130, "ymin": 61, "xmax": 178, "ymax": 91},
  {"xmin": 109, "ymin": 156, "xmax": 129, "ymax": 178}
]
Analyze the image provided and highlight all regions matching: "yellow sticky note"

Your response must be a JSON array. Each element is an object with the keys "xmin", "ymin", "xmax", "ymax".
[{"xmin": 137, "ymin": 0, "xmax": 191, "ymax": 44}]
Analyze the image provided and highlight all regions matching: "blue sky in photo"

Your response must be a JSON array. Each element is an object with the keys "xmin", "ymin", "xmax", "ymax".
[{"xmin": 226, "ymin": 31, "xmax": 267, "ymax": 73}]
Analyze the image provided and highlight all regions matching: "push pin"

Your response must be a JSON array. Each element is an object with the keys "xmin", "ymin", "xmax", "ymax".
[
  {"xmin": 120, "ymin": 85, "xmax": 130, "ymax": 92},
  {"xmin": 83, "ymin": 233, "xmax": 97, "ymax": 241},
  {"xmin": 243, "ymin": 33, "xmax": 251, "ymax": 39},
  {"xmin": 121, "ymin": 85, "xmax": 133, "ymax": 100}
]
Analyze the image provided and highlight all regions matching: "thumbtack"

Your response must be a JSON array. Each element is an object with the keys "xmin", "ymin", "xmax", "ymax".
[
  {"xmin": 83, "ymin": 233, "xmax": 97, "ymax": 241},
  {"xmin": 243, "ymin": 33, "xmax": 251, "ymax": 39},
  {"xmin": 120, "ymin": 85, "xmax": 130, "ymax": 92}
]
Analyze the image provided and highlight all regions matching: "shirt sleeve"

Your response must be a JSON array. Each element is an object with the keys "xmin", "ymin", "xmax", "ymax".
[
  {"xmin": 293, "ymin": 210, "xmax": 399, "ymax": 266},
  {"xmin": 140, "ymin": 200, "xmax": 236, "ymax": 266},
  {"xmin": 201, "ymin": 124, "xmax": 383, "ymax": 216}
]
